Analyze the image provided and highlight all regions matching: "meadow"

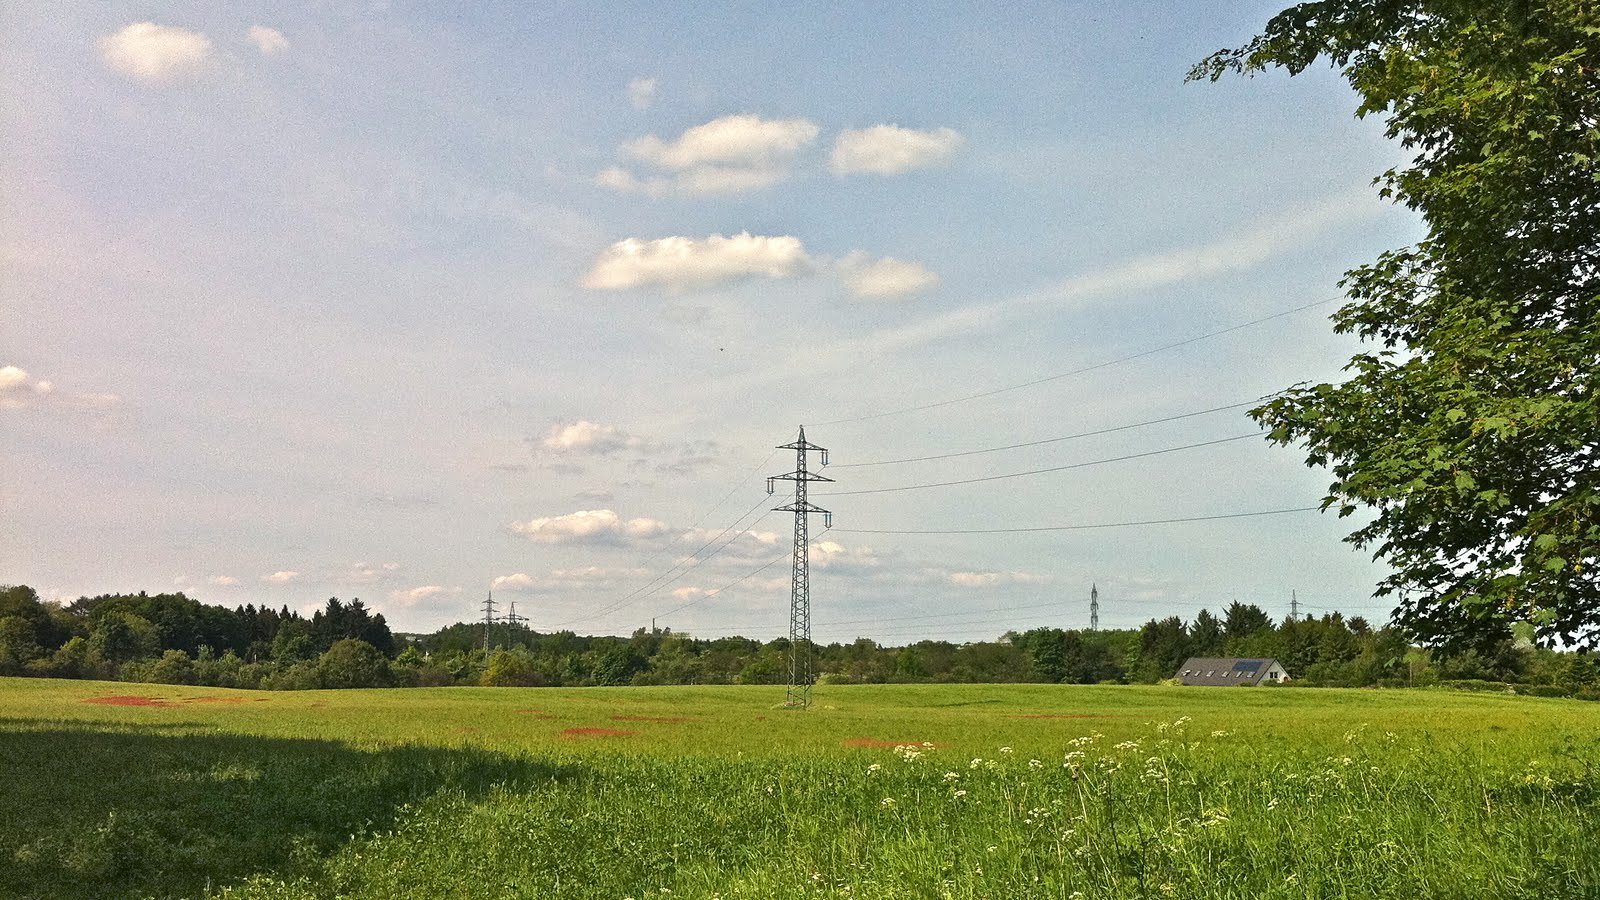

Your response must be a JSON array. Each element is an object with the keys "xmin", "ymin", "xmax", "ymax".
[{"xmin": 2, "ymin": 677, "xmax": 1597, "ymax": 899}]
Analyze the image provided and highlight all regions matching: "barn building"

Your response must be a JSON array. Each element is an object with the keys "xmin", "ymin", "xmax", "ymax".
[{"xmin": 1175, "ymin": 657, "xmax": 1290, "ymax": 686}]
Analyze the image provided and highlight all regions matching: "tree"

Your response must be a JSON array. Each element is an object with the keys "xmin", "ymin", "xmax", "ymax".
[
  {"xmin": 1194, "ymin": 1, "xmax": 1599, "ymax": 650},
  {"xmin": 316, "ymin": 639, "xmax": 391, "ymax": 689},
  {"xmin": 481, "ymin": 649, "xmax": 541, "ymax": 687}
]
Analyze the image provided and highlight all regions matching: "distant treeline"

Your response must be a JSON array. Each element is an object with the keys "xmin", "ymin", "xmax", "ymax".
[{"xmin": 2, "ymin": 585, "xmax": 1597, "ymax": 699}]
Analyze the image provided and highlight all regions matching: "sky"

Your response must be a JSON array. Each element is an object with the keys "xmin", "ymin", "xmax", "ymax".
[{"xmin": 1, "ymin": 1, "xmax": 1426, "ymax": 642}]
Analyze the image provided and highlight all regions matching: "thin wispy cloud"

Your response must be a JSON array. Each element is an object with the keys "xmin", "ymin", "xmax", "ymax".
[
  {"xmin": 248, "ymin": 26, "xmax": 289, "ymax": 55},
  {"xmin": 627, "ymin": 76, "xmax": 658, "ymax": 110}
]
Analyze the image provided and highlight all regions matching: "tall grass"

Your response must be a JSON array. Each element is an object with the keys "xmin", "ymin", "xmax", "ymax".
[{"xmin": 2, "ymin": 678, "xmax": 1597, "ymax": 899}]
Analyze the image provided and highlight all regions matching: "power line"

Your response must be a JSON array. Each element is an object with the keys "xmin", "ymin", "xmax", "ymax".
[
  {"xmin": 652, "ymin": 525, "xmax": 836, "ymax": 623},
  {"xmin": 545, "ymin": 491, "xmax": 785, "ymax": 629},
  {"xmin": 834, "ymin": 506, "xmax": 1320, "ymax": 534},
  {"xmin": 830, "ymin": 399, "xmax": 1261, "ymax": 469},
  {"xmin": 815, "ymin": 296, "xmax": 1339, "ymax": 427},
  {"xmin": 819, "ymin": 433, "xmax": 1260, "ymax": 497}
]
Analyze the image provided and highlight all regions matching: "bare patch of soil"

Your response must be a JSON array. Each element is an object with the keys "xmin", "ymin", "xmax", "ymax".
[
  {"xmin": 560, "ymin": 727, "xmax": 637, "ymax": 739},
  {"xmin": 82, "ymin": 696, "xmax": 176, "ymax": 707}
]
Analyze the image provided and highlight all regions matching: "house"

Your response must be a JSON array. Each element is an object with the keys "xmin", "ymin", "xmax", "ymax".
[{"xmin": 1175, "ymin": 657, "xmax": 1290, "ymax": 686}]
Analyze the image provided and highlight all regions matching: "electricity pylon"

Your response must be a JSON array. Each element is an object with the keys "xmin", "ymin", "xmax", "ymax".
[
  {"xmin": 768, "ymin": 426, "xmax": 832, "ymax": 709},
  {"xmin": 480, "ymin": 591, "xmax": 498, "ymax": 651},
  {"xmin": 1090, "ymin": 583, "xmax": 1099, "ymax": 632}
]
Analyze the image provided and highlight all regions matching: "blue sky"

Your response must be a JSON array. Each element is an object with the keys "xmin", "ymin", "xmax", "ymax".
[{"xmin": 1, "ymin": 1, "xmax": 1423, "ymax": 639}]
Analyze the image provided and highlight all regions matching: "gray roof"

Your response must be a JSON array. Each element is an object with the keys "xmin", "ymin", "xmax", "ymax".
[{"xmin": 1175, "ymin": 657, "xmax": 1285, "ymax": 687}]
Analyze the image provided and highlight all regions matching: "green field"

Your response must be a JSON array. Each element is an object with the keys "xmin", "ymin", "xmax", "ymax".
[{"xmin": 3, "ymin": 677, "xmax": 1598, "ymax": 899}]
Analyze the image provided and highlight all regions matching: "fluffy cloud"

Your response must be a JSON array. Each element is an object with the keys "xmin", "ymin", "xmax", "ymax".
[
  {"xmin": 388, "ymin": 585, "xmax": 452, "ymax": 607},
  {"xmin": 208, "ymin": 575, "xmax": 240, "ymax": 586},
  {"xmin": 583, "ymin": 233, "xmax": 812, "ymax": 291},
  {"xmin": 838, "ymin": 252, "xmax": 940, "ymax": 299},
  {"xmin": 99, "ymin": 23, "xmax": 213, "ymax": 82},
  {"xmin": 541, "ymin": 420, "xmax": 636, "ymax": 453},
  {"xmin": 492, "ymin": 573, "xmax": 535, "ymax": 590},
  {"xmin": 509, "ymin": 509, "xmax": 669, "ymax": 545},
  {"xmin": 810, "ymin": 540, "xmax": 883, "ymax": 571},
  {"xmin": 248, "ymin": 25, "xmax": 288, "ymax": 55},
  {"xmin": 600, "ymin": 114, "xmax": 819, "ymax": 196},
  {"xmin": 831, "ymin": 125, "xmax": 963, "ymax": 175},
  {"xmin": 947, "ymin": 571, "xmax": 1050, "ymax": 588},
  {"xmin": 0, "ymin": 366, "xmax": 53, "ymax": 409},
  {"xmin": 261, "ymin": 570, "xmax": 300, "ymax": 584},
  {"xmin": 625, "ymin": 114, "xmax": 818, "ymax": 169},
  {"xmin": 627, "ymin": 76, "xmax": 658, "ymax": 110}
]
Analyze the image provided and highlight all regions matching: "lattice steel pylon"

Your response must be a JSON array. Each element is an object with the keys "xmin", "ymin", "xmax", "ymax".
[
  {"xmin": 1090, "ymin": 583, "xmax": 1099, "ymax": 632},
  {"xmin": 768, "ymin": 426, "xmax": 832, "ymax": 709},
  {"xmin": 480, "ymin": 590, "xmax": 498, "ymax": 651}
]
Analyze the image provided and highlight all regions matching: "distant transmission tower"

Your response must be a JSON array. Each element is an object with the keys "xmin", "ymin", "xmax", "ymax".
[
  {"xmin": 504, "ymin": 599, "xmax": 527, "ymax": 635},
  {"xmin": 768, "ymin": 426, "xmax": 832, "ymax": 709},
  {"xmin": 480, "ymin": 590, "xmax": 498, "ymax": 651},
  {"xmin": 1089, "ymin": 583, "xmax": 1099, "ymax": 632},
  {"xmin": 1289, "ymin": 589, "xmax": 1300, "ymax": 622}
]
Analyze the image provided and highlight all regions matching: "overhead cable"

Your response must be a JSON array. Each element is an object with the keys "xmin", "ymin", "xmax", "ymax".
[
  {"xmin": 819, "ymin": 433, "xmax": 1260, "ymax": 497},
  {"xmin": 547, "ymin": 491, "xmax": 785, "ymax": 629},
  {"xmin": 831, "ymin": 399, "xmax": 1261, "ymax": 469},
  {"xmin": 834, "ymin": 506, "xmax": 1320, "ymax": 534},
  {"xmin": 815, "ymin": 296, "xmax": 1339, "ymax": 426}
]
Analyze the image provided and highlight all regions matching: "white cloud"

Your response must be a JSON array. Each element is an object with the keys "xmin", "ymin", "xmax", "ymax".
[
  {"xmin": 583, "ymin": 233, "xmax": 812, "ymax": 291},
  {"xmin": 208, "ymin": 575, "xmax": 240, "ymax": 586},
  {"xmin": 261, "ymin": 570, "xmax": 300, "ymax": 584},
  {"xmin": 344, "ymin": 561, "xmax": 401, "ymax": 584},
  {"xmin": 541, "ymin": 420, "xmax": 635, "ymax": 453},
  {"xmin": 810, "ymin": 540, "xmax": 883, "ymax": 571},
  {"xmin": 509, "ymin": 509, "xmax": 669, "ymax": 545},
  {"xmin": 671, "ymin": 586, "xmax": 708, "ymax": 600},
  {"xmin": 0, "ymin": 366, "xmax": 54, "ymax": 409},
  {"xmin": 625, "ymin": 114, "xmax": 818, "ymax": 170},
  {"xmin": 831, "ymin": 125, "xmax": 963, "ymax": 175},
  {"xmin": 248, "ymin": 25, "xmax": 289, "ymax": 55},
  {"xmin": 947, "ymin": 571, "xmax": 1050, "ymax": 588},
  {"xmin": 492, "ymin": 573, "xmax": 535, "ymax": 590},
  {"xmin": 99, "ymin": 23, "xmax": 213, "ymax": 82},
  {"xmin": 600, "ymin": 114, "xmax": 819, "ymax": 196},
  {"xmin": 627, "ymin": 76, "xmax": 658, "ymax": 110},
  {"xmin": 676, "ymin": 528, "xmax": 782, "ymax": 562},
  {"xmin": 388, "ymin": 585, "xmax": 451, "ymax": 607},
  {"xmin": 838, "ymin": 252, "xmax": 940, "ymax": 299}
]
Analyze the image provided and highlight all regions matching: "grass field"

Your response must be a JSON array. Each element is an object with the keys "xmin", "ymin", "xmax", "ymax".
[{"xmin": 3, "ymin": 677, "xmax": 1598, "ymax": 899}]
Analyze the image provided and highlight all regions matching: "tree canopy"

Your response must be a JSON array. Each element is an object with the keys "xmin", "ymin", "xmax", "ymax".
[{"xmin": 1193, "ymin": 0, "xmax": 1600, "ymax": 650}]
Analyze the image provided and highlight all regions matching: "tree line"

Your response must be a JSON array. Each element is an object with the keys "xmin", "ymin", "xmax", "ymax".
[{"xmin": 2, "ymin": 584, "xmax": 1596, "ymax": 699}]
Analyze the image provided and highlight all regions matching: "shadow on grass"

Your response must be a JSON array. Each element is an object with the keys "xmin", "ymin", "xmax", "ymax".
[{"xmin": 0, "ymin": 718, "xmax": 575, "ymax": 900}]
